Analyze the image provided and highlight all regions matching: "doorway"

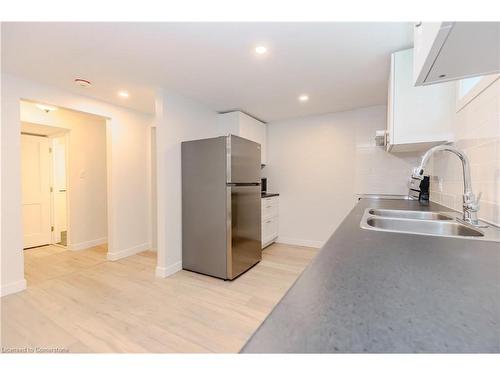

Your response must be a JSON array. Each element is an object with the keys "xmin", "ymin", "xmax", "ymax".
[
  {"xmin": 21, "ymin": 133, "xmax": 52, "ymax": 248},
  {"xmin": 20, "ymin": 100, "xmax": 108, "ymax": 256},
  {"xmin": 51, "ymin": 133, "xmax": 69, "ymax": 246},
  {"xmin": 21, "ymin": 125, "xmax": 70, "ymax": 249},
  {"xmin": 21, "ymin": 131, "xmax": 70, "ymax": 249}
]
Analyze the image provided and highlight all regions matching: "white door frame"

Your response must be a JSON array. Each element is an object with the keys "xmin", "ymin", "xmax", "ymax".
[{"xmin": 48, "ymin": 131, "xmax": 70, "ymax": 247}]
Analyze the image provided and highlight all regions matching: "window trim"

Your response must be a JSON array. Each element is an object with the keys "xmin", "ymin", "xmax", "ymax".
[{"xmin": 456, "ymin": 73, "xmax": 500, "ymax": 112}]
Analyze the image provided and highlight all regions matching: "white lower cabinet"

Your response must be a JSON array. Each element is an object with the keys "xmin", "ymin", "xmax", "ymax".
[{"xmin": 261, "ymin": 196, "xmax": 279, "ymax": 248}]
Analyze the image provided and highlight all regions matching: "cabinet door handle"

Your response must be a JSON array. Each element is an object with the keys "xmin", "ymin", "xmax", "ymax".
[{"xmin": 265, "ymin": 220, "xmax": 272, "ymax": 224}]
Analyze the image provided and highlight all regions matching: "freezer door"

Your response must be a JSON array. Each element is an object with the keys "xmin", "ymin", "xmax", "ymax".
[
  {"xmin": 228, "ymin": 135, "xmax": 261, "ymax": 183},
  {"xmin": 227, "ymin": 185, "xmax": 262, "ymax": 279}
]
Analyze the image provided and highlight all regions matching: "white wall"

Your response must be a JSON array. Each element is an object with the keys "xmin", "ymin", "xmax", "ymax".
[
  {"xmin": 1, "ymin": 74, "xmax": 152, "ymax": 296},
  {"xmin": 0, "ymin": 25, "xmax": 3, "ymax": 292},
  {"xmin": 264, "ymin": 105, "xmax": 419, "ymax": 247},
  {"xmin": 150, "ymin": 127, "xmax": 157, "ymax": 251},
  {"xmin": 429, "ymin": 77, "xmax": 500, "ymax": 225},
  {"xmin": 154, "ymin": 89, "xmax": 219, "ymax": 277},
  {"xmin": 21, "ymin": 101, "xmax": 108, "ymax": 250}
]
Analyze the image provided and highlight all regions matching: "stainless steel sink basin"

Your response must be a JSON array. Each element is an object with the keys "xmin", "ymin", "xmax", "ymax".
[
  {"xmin": 365, "ymin": 217, "xmax": 484, "ymax": 237},
  {"xmin": 360, "ymin": 208, "xmax": 500, "ymax": 241},
  {"xmin": 368, "ymin": 208, "xmax": 453, "ymax": 221}
]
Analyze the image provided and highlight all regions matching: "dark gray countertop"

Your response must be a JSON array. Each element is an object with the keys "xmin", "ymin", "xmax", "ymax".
[
  {"xmin": 242, "ymin": 198, "xmax": 500, "ymax": 353},
  {"xmin": 262, "ymin": 192, "xmax": 279, "ymax": 198}
]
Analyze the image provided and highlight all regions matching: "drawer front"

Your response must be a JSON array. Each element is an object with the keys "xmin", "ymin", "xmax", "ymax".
[
  {"xmin": 262, "ymin": 215, "xmax": 279, "ymax": 247},
  {"xmin": 262, "ymin": 197, "xmax": 279, "ymax": 219}
]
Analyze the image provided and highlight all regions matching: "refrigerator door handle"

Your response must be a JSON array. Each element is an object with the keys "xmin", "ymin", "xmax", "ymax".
[{"xmin": 227, "ymin": 182, "xmax": 261, "ymax": 187}]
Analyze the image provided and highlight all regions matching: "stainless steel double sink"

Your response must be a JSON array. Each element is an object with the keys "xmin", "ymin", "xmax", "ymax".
[{"xmin": 360, "ymin": 208, "xmax": 500, "ymax": 242}]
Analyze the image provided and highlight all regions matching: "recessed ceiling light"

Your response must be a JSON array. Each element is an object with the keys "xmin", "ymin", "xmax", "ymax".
[
  {"xmin": 35, "ymin": 104, "xmax": 58, "ymax": 113},
  {"xmin": 255, "ymin": 45, "xmax": 267, "ymax": 55},
  {"xmin": 118, "ymin": 91, "xmax": 129, "ymax": 98},
  {"xmin": 298, "ymin": 94, "xmax": 309, "ymax": 102},
  {"xmin": 74, "ymin": 78, "xmax": 92, "ymax": 88}
]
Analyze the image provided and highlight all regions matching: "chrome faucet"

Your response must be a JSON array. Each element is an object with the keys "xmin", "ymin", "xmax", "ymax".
[{"xmin": 410, "ymin": 144, "xmax": 484, "ymax": 227}]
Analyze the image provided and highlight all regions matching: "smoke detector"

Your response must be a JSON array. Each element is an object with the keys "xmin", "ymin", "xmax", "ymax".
[{"xmin": 74, "ymin": 78, "xmax": 92, "ymax": 88}]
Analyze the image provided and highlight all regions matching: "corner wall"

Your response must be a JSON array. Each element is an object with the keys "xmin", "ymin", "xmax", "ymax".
[
  {"xmin": 264, "ymin": 105, "xmax": 419, "ymax": 247},
  {"xmin": 154, "ymin": 89, "xmax": 219, "ymax": 278}
]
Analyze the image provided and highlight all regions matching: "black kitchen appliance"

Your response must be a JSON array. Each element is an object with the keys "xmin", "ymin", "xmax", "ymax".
[{"xmin": 261, "ymin": 178, "xmax": 267, "ymax": 193}]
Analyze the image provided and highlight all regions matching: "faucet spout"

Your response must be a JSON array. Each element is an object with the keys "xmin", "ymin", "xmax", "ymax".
[
  {"xmin": 411, "ymin": 144, "xmax": 483, "ymax": 227},
  {"xmin": 418, "ymin": 145, "xmax": 473, "ymax": 195}
]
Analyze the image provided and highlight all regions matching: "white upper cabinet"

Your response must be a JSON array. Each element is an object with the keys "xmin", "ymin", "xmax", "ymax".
[
  {"xmin": 414, "ymin": 22, "xmax": 500, "ymax": 86},
  {"xmin": 217, "ymin": 111, "xmax": 267, "ymax": 164},
  {"xmin": 387, "ymin": 48, "xmax": 455, "ymax": 152}
]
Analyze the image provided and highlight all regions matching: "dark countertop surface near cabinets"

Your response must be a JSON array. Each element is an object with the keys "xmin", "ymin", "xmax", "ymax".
[
  {"xmin": 242, "ymin": 198, "xmax": 500, "ymax": 353},
  {"xmin": 261, "ymin": 193, "xmax": 279, "ymax": 198}
]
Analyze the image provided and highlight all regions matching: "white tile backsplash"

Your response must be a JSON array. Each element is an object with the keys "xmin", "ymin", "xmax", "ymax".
[
  {"xmin": 354, "ymin": 111, "xmax": 420, "ymax": 195},
  {"xmin": 429, "ymin": 78, "xmax": 500, "ymax": 225}
]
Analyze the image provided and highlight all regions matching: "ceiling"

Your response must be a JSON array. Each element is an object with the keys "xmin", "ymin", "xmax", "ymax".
[
  {"xmin": 2, "ymin": 22, "xmax": 413, "ymax": 122},
  {"xmin": 21, "ymin": 121, "xmax": 67, "ymax": 136}
]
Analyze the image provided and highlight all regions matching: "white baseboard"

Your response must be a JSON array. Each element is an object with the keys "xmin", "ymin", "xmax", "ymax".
[
  {"xmin": 1, "ymin": 278, "xmax": 27, "ymax": 297},
  {"xmin": 107, "ymin": 242, "xmax": 150, "ymax": 261},
  {"xmin": 276, "ymin": 236, "xmax": 324, "ymax": 248},
  {"xmin": 155, "ymin": 261, "xmax": 182, "ymax": 278},
  {"xmin": 69, "ymin": 237, "xmax": 107, "ymax": 251}
]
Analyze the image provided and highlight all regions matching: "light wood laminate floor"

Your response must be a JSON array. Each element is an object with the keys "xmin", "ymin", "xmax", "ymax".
[{"xmin": 1, "ymin": 243, "xmax": 317, "ymax": 353}]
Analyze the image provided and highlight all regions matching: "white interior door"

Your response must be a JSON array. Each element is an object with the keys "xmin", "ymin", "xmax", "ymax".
[{"xmin": 21, "ymin": 134, "xmax": 51, "ymax": 248}]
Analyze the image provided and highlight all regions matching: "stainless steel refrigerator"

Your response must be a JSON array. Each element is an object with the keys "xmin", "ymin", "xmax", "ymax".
[{"xmin": 181, "ymin": 135, "xmax": 262, "ymax": 280}]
